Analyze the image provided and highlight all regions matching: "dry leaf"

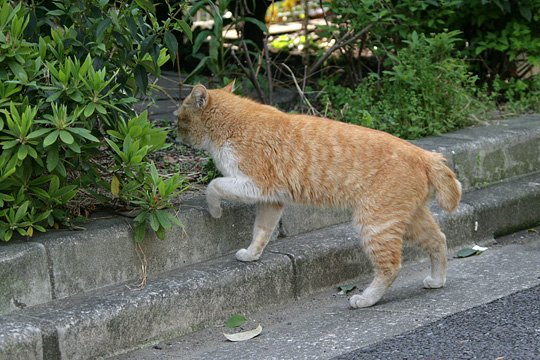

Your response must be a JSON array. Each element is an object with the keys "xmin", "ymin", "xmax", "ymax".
[{"xmin": 223, "ymin": 324, "xmax": 263, "ymax": 342}]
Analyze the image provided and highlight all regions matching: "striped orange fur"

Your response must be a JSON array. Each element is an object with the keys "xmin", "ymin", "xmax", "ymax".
[{"xmin": 176, "ymin": 83, "xmax": 462, "ymax": 308}]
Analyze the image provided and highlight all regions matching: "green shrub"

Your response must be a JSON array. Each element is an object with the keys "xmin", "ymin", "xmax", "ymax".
[
  {"xmin": 0, "ymin": 0, "xmax": 191, "ymax": 242},
  {"xmin": 320, "ymin": 31, "xmax": 488, "ymax": 139},
  {"xmin": 492, "ymin": 74, "xmax": 540, "ymax": 114},
  {"xmin": 323, "ymin": 0, "xmax": 540, "ymax": 85}
]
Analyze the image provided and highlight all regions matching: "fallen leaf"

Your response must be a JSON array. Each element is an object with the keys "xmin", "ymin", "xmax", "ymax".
[
  {"xmin": 456, "ymin": 247, "xmax": 478, "ymax": 258},
  {"xmin": 223, "ymin": 324, "xmax": 263, "ymax": 342},
  {"xmin": 225, "ymin": 314, "xmax": 247, "ymax": 328},
  {"xmin": 527, "ymin": 228, "xmax": 538, "ymax": 233},
  {"xmin": 337, "ymin": 284, "xmax": 356, "ymax": 295},
  {"xmin": 111, "ymin": 174, "xmax": 120, "ymax": 197}
]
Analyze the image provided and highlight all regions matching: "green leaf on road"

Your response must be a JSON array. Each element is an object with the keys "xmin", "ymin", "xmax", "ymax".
[
  {"xmin": 337, "ymin": 284, "xmax": 356, "ymax": 295},
  {"xmin": 456, "ymin": 247, "xmax": 479, "ymax": 258},
  {"xmin": 225, "ymin": 314, "xmax": 247, "ymax": 328}
]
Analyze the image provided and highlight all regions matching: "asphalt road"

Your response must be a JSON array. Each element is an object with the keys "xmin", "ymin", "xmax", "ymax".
[{"xmin": 334, "ymin": 284, "xmax": 540, "ymax": 360}]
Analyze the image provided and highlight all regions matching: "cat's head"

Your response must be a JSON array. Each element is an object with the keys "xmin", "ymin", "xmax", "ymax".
[{"xmin": 175, "ymin": 82, "xmax": 235, "ymax": 148}]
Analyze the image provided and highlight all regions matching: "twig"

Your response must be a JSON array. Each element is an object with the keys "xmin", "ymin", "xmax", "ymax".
[
  {"xmin": 231, "ymin": 42, "xmax": 268, "ymax": 104},
  {"xmin": 302, "ymin": 0, "xmax": 310, "ymax": 92},
  {"xmin": 282, "ymin": 63, "xmax": 317, "ymax": 115},
  {"xmin": 135, "ymin": 242, "xmax": 148, "ymax": 289},
  {"xmin": 241, "ymin": 41, "xmax": 268, "ymax": 104},
  {"xmin": 263, "ymin": 37, "xmax": 274, "ymax": 104},
  {"xmin": 307, "ymin": 23, "xmax": 373, "ymax": 79}
]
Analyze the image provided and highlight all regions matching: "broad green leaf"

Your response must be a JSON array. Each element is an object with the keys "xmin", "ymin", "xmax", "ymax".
[
  {"xmin": 155, "ymin": 210, "xmax": 172, "ymax": 230},
  {"xmin": 134, "ymin": 0, "xmax": 156, "ymax": 14},
  {"xmin": 140, "ymin": 34, "xmax": 157, "ymax": 57},
  {"xmin": 68, "ymin": 127, "xmax": 99, "ymax": 142},
  {"xmin": 17, "ymin": 144, "xmax": 28, "ymax": 160},
  {"xmin": 67, "ymin": 141, "xmax": 81, "ymax": 153},
  {"xmin": 134, "ymin": 64, "xmax": 148, "ymax": 94},
  {"xmin": 14, "ymin": 200, "xmax": 29, "ymax": 222},
  {"xmin": 192, "ymin": 30, "xmax": 211, "ymax": 55},
  {"xmin": 46, "ymin": 149, "xmax": 59, "ymax": 172},
  {"xmin": 59, "ymin": 130, "xmax": 74, "ymax": 144},
  {"xmin": 27, "ymin": 128, "xmax": 51, "ymax": 139},
  {"xmin": 2, "ymin": 139, "xmax": 19, "ymax": 150},
  {"xmin": 176, "ymin": 19, "xmax": 192, "ymax": 42},
  {"xmin": 84, "ymin": 103, "xmax": 96, "ymax": 117},
  {"xmin": 155, "ymin": 225, "xmax": 165, "ymax": 240},
  {"xmin": 8, "ymin": 62, "xmax": 28, "ymax": 82},
  {"xmin": 133, "ymin": 222, "xmax": 146, "ymax": 243},
  {"xmin": 43, "ymin": 130, "xmax": 59, "ymax": 147},
  {"xmin": 149, "ymin": 212, "xmax": 160, "ymax": 232},
  {"xmin": 164, "ymin": 30, "xmax": 178, "ymax": 58},
  {"xmin": 225, "ymin": 314, "xmax": 247, "ymax": 328},
  {"xmin": 149, "ymin": 162, "xmax": 159, "ymax": 184},
  {"xmin": 95, "ymin": 18, "xmax": 111, "ymax": 41},
  {"xmin": 27, "ymin": 146, "xmax": 37, "ymax": 159}
]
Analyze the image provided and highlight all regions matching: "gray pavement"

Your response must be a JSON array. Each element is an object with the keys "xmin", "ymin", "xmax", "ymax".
[
  {"xmin": 335, "ymin": 284, "xmax": 540, "ymax": 360},
  {"xmin": 114, "ymin": 227, "xmax": 540, "ymax": 360}
]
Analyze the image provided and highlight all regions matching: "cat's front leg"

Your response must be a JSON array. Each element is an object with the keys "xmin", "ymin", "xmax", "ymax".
[
  {"xmin": 236, "ymin": 202, "xmax": 284, "ymax": 262},
  {"xmin": 206, "ymin": 180, "xmax": 223, "ymax": 218},
  {"xmin": 206, "ymin": 177, "xmax": 262, "ymax": 219}
]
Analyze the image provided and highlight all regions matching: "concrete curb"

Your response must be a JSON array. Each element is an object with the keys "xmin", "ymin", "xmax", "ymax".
[{"xmin": 1, "ymin": 172, "xmax": 539, "ymax": 359}]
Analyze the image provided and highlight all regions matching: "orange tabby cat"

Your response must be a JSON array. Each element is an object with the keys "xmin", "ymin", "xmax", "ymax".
[{"xmin": 176, "ymin": 82, "xmax": 461, "ymax": 308}]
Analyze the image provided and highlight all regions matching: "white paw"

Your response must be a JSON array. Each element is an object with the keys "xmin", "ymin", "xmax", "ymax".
[
  {"xmin": 235, "ymin": 248, "xmax": 259, "ymax": 262},
  {"xmin": 349, "ymin": 294, "xmax": 378, "ymax": 309},
  {"xmin": 423, "ymin": 275, "xmax": 446, "ymax": 289},
  {"xmin": 208, "ymin": 204, "xmax": 222, "ymax": 219}
]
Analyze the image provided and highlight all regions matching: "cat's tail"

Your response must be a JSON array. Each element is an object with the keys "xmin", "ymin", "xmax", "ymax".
[{"xmin": 427, "ymin": 153, "xmax": 462, "ymax": 212}]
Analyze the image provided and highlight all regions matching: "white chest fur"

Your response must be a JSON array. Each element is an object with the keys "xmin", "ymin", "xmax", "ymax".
[{"xmin": 203, "ymin": 138, "xmax": 242, "ymax": 178}]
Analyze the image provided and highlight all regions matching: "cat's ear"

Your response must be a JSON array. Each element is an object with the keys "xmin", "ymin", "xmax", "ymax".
[
  {"xmin": 222, "ymin": 79, "xmax": 236, "ymax": 93},
  {"xmin": 189, "ymin": 84, "xmax": 208, "ymax": 109}
]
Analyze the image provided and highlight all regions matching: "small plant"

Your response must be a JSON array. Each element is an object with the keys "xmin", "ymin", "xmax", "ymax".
[{"xmin": 321, "ymin": 31, "xmax": 489, "ymax": 139}]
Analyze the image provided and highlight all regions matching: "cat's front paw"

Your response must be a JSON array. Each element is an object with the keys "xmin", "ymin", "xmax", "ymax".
[
  {"xmin": 349, "ymin": 294, "xmax": 378, "ymax": 309},
  {"xmin": 423, "ymin": 275, "xmax": 446, "ymax": 289},
  {"xmin": 235, "ymin": 248, "xmax": 259, "ymax": 262},
  {"xmin": 208, "ymin": 204, "xmax": 223, "ymax": 219}
]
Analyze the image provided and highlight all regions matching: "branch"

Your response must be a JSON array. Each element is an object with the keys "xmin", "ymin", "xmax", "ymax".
[
  {"xmin": 263, "ymin": 37, "xmax": 274, "ymax": 104},
  {"xmin": 306, "ymin": 23, "xmax": 374, "ymax": 79},
  {"xmin": 282, "ymin": 63, "xmax": 317, "ymax": 115},
  {"xmin": 231, "ymin": 43, "xmax": 268, "ymax": 104}
]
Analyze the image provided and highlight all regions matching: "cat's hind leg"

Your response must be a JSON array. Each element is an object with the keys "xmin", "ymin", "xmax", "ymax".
[
  {"xmin": 236, "ymin": 202, "xmax": 284, "ymax": 262},
  {"xmin": 350, "ymin": 217, "xmax": 406, "ymax": 309},
  {"xmin": 405, "ymin": 206, "xmax": 448, "ymax": 289}
]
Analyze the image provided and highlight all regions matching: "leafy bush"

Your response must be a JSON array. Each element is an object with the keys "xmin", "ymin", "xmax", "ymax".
[
  {"xmin": 324, "ymin": 0, "xmax": 540, "ymax": 84},
  {"xmin": 0, "ymin": 0, "xmax": 191, "ymax": 242},
  {"xmin": 320, "ymin": 32, "xmax": 487, "ymax": 139},
  {"xmin": 492, "ymin": 74, "xmax": 540, "ymax": 114}
]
